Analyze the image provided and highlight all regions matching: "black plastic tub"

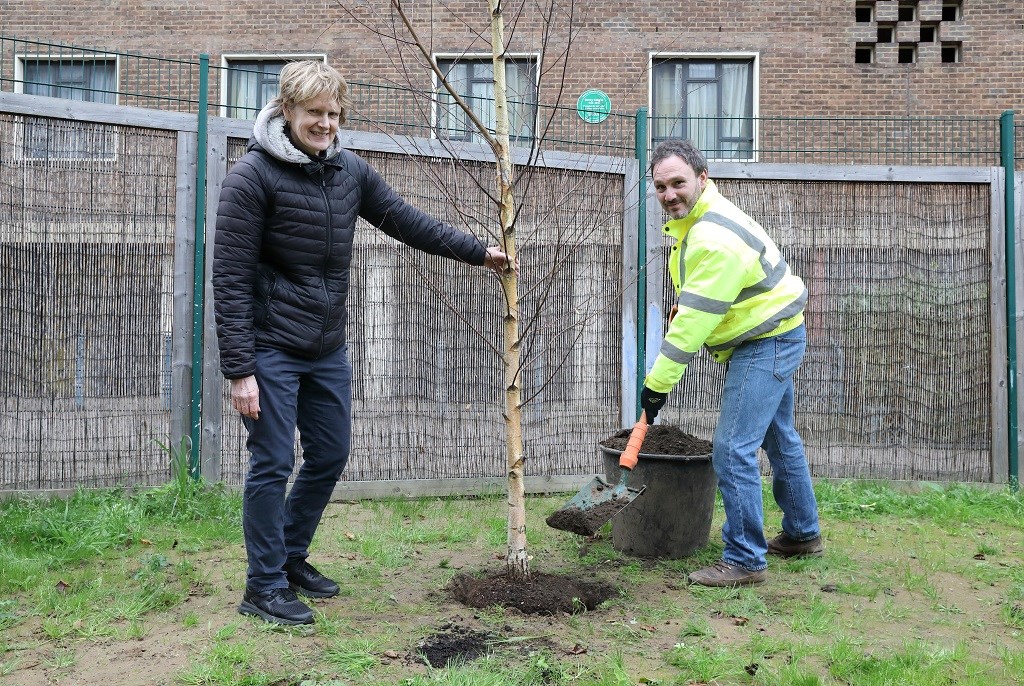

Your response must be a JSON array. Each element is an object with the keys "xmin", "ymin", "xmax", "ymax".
[{"xmin": 600, "ymin": 445, "xmax": 717, "ymax": 559}]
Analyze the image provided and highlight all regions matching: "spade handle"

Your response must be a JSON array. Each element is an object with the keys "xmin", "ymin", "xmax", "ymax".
[{"xmin": 619, "ymin": 411, "xmax": 650, "ymax": 470}]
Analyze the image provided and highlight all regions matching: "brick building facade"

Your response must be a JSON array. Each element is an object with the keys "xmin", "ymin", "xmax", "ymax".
[{"xmin": 1, "ymin": 0, "xmax": 1021, "ymax": 156}]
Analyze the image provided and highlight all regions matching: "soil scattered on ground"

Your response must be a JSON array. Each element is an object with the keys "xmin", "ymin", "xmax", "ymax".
[
  {"xmin": 545, "ymin": 493, "xmax": 634, "ymax": 536},
  {"xmin": 449, "ymin": 571, "xmax": 617, "ymax": 615},
  {"xmin": 601, "ymin": 424, "xmax": 712, "ymax": 456},
  {"xmin": 416, "ymin": 623, "xmax": 492, "ymax": 668}
]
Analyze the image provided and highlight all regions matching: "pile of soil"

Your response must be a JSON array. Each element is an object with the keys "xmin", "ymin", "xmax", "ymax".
[
  {"xmin": 600, "ymin": 424, "xmax": 712, "ymax": 456},
  {"xmin": 449, "ymin": 571, "xmax": 616, "ymax": 616},
  {"xmin": 416, "ymin": 623, "xmax": 492, "ymax": 668}
]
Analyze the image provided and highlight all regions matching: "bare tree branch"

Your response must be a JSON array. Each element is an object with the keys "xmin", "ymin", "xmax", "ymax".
[{"xmin": 391, "ymin": 0, "xmax": 501, "ymax": 157}]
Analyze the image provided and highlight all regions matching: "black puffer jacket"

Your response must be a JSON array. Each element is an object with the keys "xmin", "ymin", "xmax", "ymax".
[{"xmin": 213, "ymin": 138, "xmax": 486, "ymax": 380}]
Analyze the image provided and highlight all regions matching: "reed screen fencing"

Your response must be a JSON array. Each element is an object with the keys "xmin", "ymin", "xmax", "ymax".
[{"xmin": 0, "ymin": 91, "xmax": 1014, "ymax": 493}]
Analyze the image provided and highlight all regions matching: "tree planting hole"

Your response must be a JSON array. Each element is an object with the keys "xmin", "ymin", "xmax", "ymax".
[
  {"xmin": 416, "ymin": 623, "xmax": 492, "ymax": 668},
  {"xmin": 449, "ymin": 572, "xmax": 617, "ymax": 615}
]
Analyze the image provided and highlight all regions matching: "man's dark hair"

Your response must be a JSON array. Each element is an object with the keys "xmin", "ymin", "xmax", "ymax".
[{"xmin": 649, "ymin": 139, "xmax": 708, "ymax": 177}]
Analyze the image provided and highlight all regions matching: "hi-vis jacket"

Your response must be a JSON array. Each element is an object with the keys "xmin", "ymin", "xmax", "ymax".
[{"xmin": 644, "ymin": 180, "xmax": 807, "ymax": 394}]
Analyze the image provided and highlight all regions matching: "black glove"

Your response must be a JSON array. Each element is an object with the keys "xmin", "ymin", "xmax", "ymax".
[{"xmin": 639, "ymin": 386, "xmax": 668, "ymax": 424}]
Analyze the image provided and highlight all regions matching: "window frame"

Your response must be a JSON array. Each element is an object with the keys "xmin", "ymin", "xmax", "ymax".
[
  {"xmin": 431, "ymin": 52, "xmax": 540, "ymax": 146},
  {"xmin": 648, "ymin": 51, "xmax": 760, "ymax": 163},
  {"xmin": 14, "ymin": 52, "xmax": 120, "ymax": 103},
  {"xmin": 219, "ymin": 54, "xmax": 327, "ymax": 119},
  {"xmin": 12, "ymin": 53, "xmax": 121, "ymax": 162}
]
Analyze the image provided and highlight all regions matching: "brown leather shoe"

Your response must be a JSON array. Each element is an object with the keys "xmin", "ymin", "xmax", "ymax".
[
  {"xmin": 688, "ymin": 561, "xmax": 766, "ymax": 587},
  {"xmin": 767, "ymin": 533, "xmax": 824, "ymax": 558}
]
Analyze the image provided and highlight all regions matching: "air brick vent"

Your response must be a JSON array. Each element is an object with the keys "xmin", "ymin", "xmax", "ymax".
[{"xmin": 853, "ymin": 0, "xmax": 964, "ymax": 65}]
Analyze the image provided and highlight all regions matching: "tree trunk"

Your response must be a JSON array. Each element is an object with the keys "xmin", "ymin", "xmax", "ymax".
[{"xmin": 487, "ymin": 0, "xmax": 528, "ymax": 582}]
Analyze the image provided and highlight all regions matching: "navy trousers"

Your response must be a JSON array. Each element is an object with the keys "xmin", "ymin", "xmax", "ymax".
[{"xmin": 241, "ymin": 344, "xmax": 352, "ymax": 591}]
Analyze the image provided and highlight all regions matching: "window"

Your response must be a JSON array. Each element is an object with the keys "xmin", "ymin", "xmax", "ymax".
[
  {"xmin": 17, "ymin": 57, "xmax": 117, "ymax": 159},
  {"xmin": 897, "ymin": 2, "xmax": 918, "ymax": 22},
  {"xmin": 920, "ymin": 24, "xmax": 938, "ymax": 42},
  {"xmin": 434, "ymin": 56, "xmax": 538, "ymax": 145},
  {"xmin": 941, "ymin": 42, "xmax": 962, "ymax": 63},
  {"xmin": 222, "ymin": 56, "xmax": 326, "ymax": 119},
  {"xmin": 855, "ymin": 43, "xmax": 875, "ymax": 64},
  {"xmin": 21, "ymin": 58, "xmax": 116, "ymax": 103},
  {"xmin": 877, "ymin": 24, "xmax": 895, "ymax": 42},
  {"xmin": 651, "ymin": 56, "xmax": 755, "ymax": 160},
  {"xmin": 942, "ymin": 1, "xmax": 962, "ymax": 21},
  {"xmin": 855, "ymin": 2, "xmax": 874, "ymax": 22},
  {"xmin": 898, "ymin": 43, "xmax": 917, "ymax": 63}
]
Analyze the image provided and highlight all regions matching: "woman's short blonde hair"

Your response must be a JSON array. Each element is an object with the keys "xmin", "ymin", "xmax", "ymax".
[{"xmin": 274, "ymin": 60, "xmax": 351, "ymax": 125}]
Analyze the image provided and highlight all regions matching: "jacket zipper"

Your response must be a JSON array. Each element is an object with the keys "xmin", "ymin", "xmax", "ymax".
[{"xmin": 317, "ymin": 173, "xmax": 332, "ymax": 358}]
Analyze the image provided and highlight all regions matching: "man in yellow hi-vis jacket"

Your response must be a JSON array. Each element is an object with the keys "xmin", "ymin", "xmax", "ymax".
[{"xmin": 641, "ymin": 139, "xmax": 823, "ymax": 588}]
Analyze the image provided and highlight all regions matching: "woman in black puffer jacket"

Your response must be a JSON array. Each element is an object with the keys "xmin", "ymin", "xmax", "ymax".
[{"xmin": 213, "ymin": 60, "xmax": 512, "ymax": 626}]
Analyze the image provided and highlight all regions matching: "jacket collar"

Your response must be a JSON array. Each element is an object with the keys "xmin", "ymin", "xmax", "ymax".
[
  {"xmin": 251, "ymin": 101, "xmax": 344, "ymax": 166},
  {"xmin": 662, "ymin": 179, "xmax": 720, "ymax": 239}
]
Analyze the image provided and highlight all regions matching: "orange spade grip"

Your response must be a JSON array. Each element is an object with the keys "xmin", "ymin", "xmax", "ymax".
[{"xmin": 619, "ymin": 411, "xmax": 650, "ymax": 470}]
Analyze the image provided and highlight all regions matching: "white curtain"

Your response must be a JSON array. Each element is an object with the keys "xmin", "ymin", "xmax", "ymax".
[
  {"xmin": 653, "ymin": 63, "xmax": 685, "ymax": 141},
  {"xmin": 438, "ymin": 62, "xmax": 470, "ymax": 140},
  {"xmin": 228, "ymin": 68, "xmax": 259, "ymax": 118},
  {"xmin": 720, "ymin": 64, "xmax": 752, "ymax": 158},
  {"xmin": 506, "ymin": 62, "xmax": 527, "ymax": 140},
  {"xmin": 24, "ymin": 60, "xmax": 115, "ymax": 104},
  {"xmin": 228, "ymin": 62, "xmax": 283, "ymax": 120},
  {"xmin": 471, "ymin": 63, "xmax": 495, "ymax": 143},
  {"xmin": 686, "ymin": 62, "xmax": 717, "ymax": 155}
]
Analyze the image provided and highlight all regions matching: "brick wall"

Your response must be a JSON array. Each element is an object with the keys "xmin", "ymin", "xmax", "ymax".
[{"xmin": 1, "ymin": 0, "xmax": 1020, "ymax": 118}]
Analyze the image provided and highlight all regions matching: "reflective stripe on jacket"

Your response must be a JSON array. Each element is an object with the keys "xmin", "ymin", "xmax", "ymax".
[{"xmin": 644, "ymin": 180, "xmax": 806, "ymax": 393}]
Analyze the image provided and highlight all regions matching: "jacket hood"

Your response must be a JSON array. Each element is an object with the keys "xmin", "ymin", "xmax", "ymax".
[{"xmin": 252, "ymin": 101, "xmax": 343, "ymax": 164}]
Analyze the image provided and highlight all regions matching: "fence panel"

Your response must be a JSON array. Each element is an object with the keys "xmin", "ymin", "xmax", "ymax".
[
  {"xmin": 0, "ymin": 103, "xmax": 189, "ymax": 489},
  {"xmin": 650, "ymin": 167, "xmax": 996, "ymax": 482}
]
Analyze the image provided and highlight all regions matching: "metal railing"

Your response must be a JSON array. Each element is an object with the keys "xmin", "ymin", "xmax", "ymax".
[
  {"xmin": 0, "ymin": 35, "xmax": 1014, "ymax": 166},
  {"xmin": 0, "ymin": 36, "xmax": 202, "ymax": 112}
]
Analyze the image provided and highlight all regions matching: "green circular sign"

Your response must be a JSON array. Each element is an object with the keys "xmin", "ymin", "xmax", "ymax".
[{"xmin": 577, "ymin": 89, "xmax": 611, "ymax": 124}]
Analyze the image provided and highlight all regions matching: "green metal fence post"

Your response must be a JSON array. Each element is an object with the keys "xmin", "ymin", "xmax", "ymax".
[
  {"xmin": 635, "ymin": 108, "xmax": 648, "ymax": 419},
  {"xmin": 189, "ymin": 54, "xmax": 209, "ymax": 480},
  {"xmin": 1001, "ymin": 110, "xmax": 1019, "ymax": 489}
]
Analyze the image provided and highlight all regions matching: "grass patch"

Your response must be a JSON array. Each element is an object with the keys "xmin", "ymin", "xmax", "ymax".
[{"xmin": 0, "ymin": 479, "xmax": 1020, "ymax": 684}]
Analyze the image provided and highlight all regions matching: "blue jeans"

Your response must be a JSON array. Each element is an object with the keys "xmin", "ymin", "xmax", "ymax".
[
  {"xmin": 241, "ymin": 345, "xmax": 352, "ymax": 591},
  {"xmin": 712, "ymin": 324, "xmax": 819, "ymax": 572}
]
